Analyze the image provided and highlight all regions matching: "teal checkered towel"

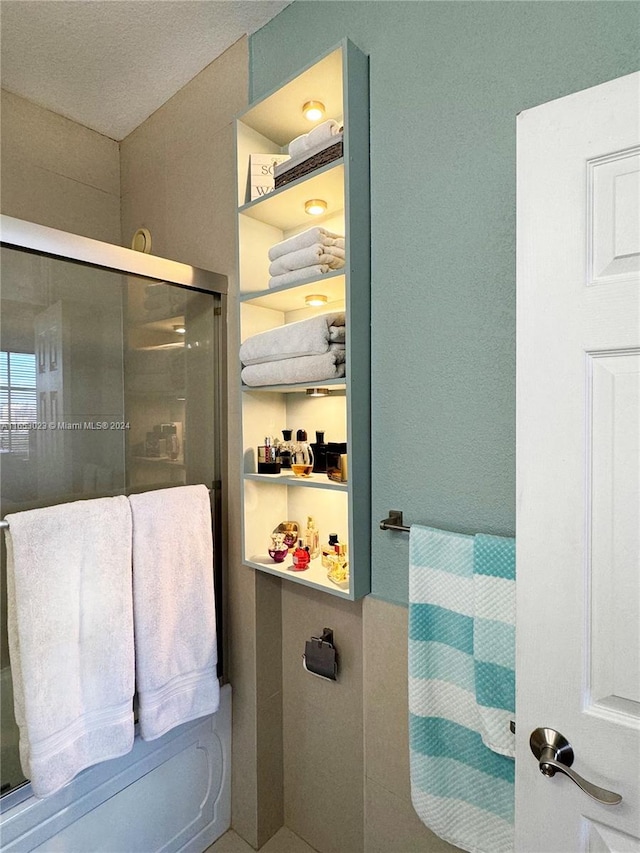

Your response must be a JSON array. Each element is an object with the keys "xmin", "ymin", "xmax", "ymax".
[{"xmin": 408, "ymin": 526, "xmax": 515, "ymax": 853}]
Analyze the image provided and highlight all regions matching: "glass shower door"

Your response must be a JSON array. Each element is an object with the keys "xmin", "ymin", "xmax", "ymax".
[{"xmin": 0, "ymin": 243, "xmax": 223, "ymax": 796}]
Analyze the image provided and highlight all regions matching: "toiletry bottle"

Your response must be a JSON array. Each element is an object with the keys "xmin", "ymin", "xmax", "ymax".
[
  {"xmin": 279, "ymin": 429, "xmax": 293, "ymax": 469},
  {"xmin": 291, "ymin": 429, "xmax": 314, "ymax": 477},
  {"xmin": 258, "ymin": 437, "xmax": 281, "ymax": 474},
  {"xmin": 310, "ymin": 430, "xmax": 328, "ymax": 473},
  {"xmin": 321, "ymin": 533, "xmax": 340, "ymax": 568},
  {"xmin": 292, "ymin": 539, "xmax": 310, "ymax": 571},
  {"xmin": 305, "ymin": 516, "xmax": 321, "ymax": 559}
]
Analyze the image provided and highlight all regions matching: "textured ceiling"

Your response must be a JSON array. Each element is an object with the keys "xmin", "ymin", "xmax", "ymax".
[{"xmin": 0, "ymin": 0, "xmax": 291, "ymax": 140}]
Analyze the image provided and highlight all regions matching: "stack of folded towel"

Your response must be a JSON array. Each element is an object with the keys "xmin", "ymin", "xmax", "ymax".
[
  {"xmin": 269, "ymin": 227, "xmax": 345, "ymax": 289},
  {"xmin": 240, "ymin": 311, "xmax": 346, "ymax": 387}
]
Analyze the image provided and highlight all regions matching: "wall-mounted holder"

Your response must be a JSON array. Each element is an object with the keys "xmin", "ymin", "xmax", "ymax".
[
  {"xmin": 379, "ymin": 510, "xmax": 410, "ymax": 533},
  {"xmin": 303, "ymin": 628, "xmax": 338, "ymax": 681}
]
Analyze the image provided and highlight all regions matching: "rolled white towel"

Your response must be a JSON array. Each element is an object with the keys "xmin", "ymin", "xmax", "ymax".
[
  {"xmin": 306, "ymin": 119, "xmax": 340, "ymax": 149},
  {"xmin": 269, "ymin": 243, "xmax": 345, "ymax": 276},
  {"xmin": 288, "ymin": 134, "xmax": 308, "ymax": 158},
  {"xmin": 240, "ymin": 311, "xmax": 345, "ymax": 365},
  {"xmin": 241, "ymin": 348, "xmax": 346, "ymax": 387},
  {"xmin": 269, "ymin": 227, "xmax": 344, "ymax": 261}
]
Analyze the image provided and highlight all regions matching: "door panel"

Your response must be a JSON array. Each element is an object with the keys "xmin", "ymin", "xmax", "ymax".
[{"xmin": 516, "ymin": 72, "xmax": 640, "ymax": 852}]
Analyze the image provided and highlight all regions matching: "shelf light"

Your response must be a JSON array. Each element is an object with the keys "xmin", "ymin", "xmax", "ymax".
[
  {"xmin": 305, "ymin": 198, "xmax": 327, "ymax": 216},
  {"xmin": 302, "ymin": 100, "xmax": 325, "ymax": 121},
  {"xmin": 306, "ymin": 388, "xmax": 331, "ymax": 397},
  {"xmin": 305, "ymin": 294, "xmax": 328, "ymax": 307},
  {"xmin": 173, "ymin": 324, "xmax": 186, "ymax": 334}
]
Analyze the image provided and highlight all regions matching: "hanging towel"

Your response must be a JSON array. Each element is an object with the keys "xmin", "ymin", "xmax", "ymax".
[
  {"xmin": 240, "ymin": 311, "xmax": 345, "ymax": 365},
  {"xmin": 5, "ymin": 496, "xmax": 135, "ymax": 799},
  {"xmin": 409, "ymin": 525, "xmax": 514, "ymax": 853},
  {"xmin": 268, "ymin": 227, "xmax": 344, "ymax": 261},
  {"xmin": 129, "ymin": 485, "xmax": 219, "ymax": 741},
  {"xmin": 241, "ymin": 348, "xmax": 345, "ymax": 387},
  {"xmin": 473, "ymin": 534, "xmax": 516, "ymax": 758}
]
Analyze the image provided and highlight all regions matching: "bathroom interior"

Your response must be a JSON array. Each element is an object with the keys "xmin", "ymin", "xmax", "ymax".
[{"xmin": 0, "ymin": 2, "xmax": 638, "ymax": 852}]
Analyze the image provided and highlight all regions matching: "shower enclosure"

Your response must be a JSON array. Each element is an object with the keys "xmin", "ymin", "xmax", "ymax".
[{"xmin": 0, "ymin": 216, "xmax": 230, "ymax": 850}]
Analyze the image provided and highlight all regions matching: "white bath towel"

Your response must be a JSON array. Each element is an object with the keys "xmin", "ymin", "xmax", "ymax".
[
  {"xmin": 268, "ymin": 227, "xmax": 344, "ymax": 261},
  {"xmin": 129, "ymin": 485, "xmax": 219, "ymax": 741},
  {"xmin": 269, "ymin": 244, "xmax": 345, "ymax": 276},
  {"xmin": 287, "ymin": 119, "xmax": 340, "ymax": 157},
  {"xmin": 241, "ymin": 348, "xmax": 346, "ymax": 387},
  {"xmin": 240, "ymin": 312, "xmax": 346, "ymax": 365},
  {"xmin": 269, "ymin": 266, "xmax": 333, "ymax": 289},
  {"xmin": 5, "ymin": 496, "xmax": 135, "ymax": 799}
]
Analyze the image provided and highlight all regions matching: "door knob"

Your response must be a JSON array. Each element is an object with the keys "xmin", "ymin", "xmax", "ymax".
[{"xmin": 529, "ymin": 728, "xmax": 622, "ymax": 805}]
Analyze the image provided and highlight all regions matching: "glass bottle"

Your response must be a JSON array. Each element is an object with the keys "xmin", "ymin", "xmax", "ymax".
[
  {"xmin": 279, "ymin": 428, "xmax": 293, "ymax": 469},
  {"xmin": 305, "ymin": 516, "xmax": 321, "ymax": 559},
  {"xmin": 292, "ymin": 538, "xmax": 310, "ymax": 571},
  {"xmin": 310, "ymin": 430, "xmax": 328, "ymax": 473},
  {"xmin": 257, "ymin": 436, "xmax": 281, "ymax": 474},
  {"xmin": 291, "ymin": 429, "xmax": 314, "ymax": 478},
  {"xmin": 321, "ymin": 533, "xmax": 340, "ymax": 568}
]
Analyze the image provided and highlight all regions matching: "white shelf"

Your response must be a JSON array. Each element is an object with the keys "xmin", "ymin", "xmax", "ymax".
[
  {"xmin": 240, "ymin": 271, "xmax": 345, "ymax": 311},
  {"xmin": 239, "ymin": 162, "xmax": 344, "ymax": 230},
  {"xmin": 244, "ymin": 554, "xmax": 350, "ymax": 598},
  {"xmin": 244, "ymin": 472, "xmax": 348, "ymax": 491}
]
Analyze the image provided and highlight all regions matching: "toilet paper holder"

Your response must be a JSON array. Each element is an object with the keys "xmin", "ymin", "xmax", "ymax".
[{"xmin": 302, "ymin": 628, "xmax": 338, "ymax": 681}]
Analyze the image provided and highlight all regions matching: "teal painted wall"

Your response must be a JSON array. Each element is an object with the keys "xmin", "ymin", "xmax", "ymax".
[{"xmin": 249, "ymin": 1, "xmax": 640, "ymax": 605}]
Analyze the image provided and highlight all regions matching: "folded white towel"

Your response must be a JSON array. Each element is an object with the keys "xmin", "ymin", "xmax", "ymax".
[
  {"xmin": 268, "ymin": 244, "xmax": 345, "ymax": 276},
  {"xmin": 288, "ymin": 120, "xmax": 340, "ymax": 157},
  {"xmin": 241, "ymin": 348, "xmax": 346, "ymax": 387},
  {"xmin": 268, "ymin": 227, "xmax": 344, "ymax": 261},
  {"xmin": 129, "ymin": 485, "xmax": 219, "ymax": 741},
  {"xmin": 240, "ymin": 312, "xmax": 345, "ymax": 365},
  {"xmin": 269, "ymin": 266, "xmax": 332, "ymax": 289},
  {"xmin": 5, "ymin": 496, "xmax": 135, "ymax": 798}
]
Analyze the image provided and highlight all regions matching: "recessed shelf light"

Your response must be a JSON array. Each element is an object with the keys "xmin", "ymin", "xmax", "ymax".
[
  {"xmin": 173, "ymin": 324, "xmax": 186, "ymax": 334},
  {"xmin": 302, "ymin": 100, "xmax": 325, "ymax": 121},
  {"xmin": 305, "ymin": 199, "xmax": 327, "ymax": 216},
  {"xmin": 306, "ymin": 387, "xmax": 331, "ymax": 397},
  {"xmin": 305, "ymin": 294, "xmax": 328, "ymax": 307}
]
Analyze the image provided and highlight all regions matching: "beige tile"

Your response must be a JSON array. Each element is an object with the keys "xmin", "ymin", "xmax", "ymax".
[
  {"xmin": 205, "ymin": 828, "xmax": 254, "ymax": 853},
  {"xmin": 364, "ymin": 777, "xmax": 462, "ymax": 853},
  {"xmin": 1, "ymin": 90, "xmax": 120, "ymax": 195},
  {"xmin": 363, "ymin": 597, "xmax": 412, "ymax": 803},
  {"xmin": 1, "ymin": 158, "xmax": 120, "ymax": 243},
  {"xmin": 282, "ymin": 584, "xmax": 364, "ymax": 853},
  {"xmin": 256, "ymin": 689, "xmax": 284, "ymax": 843},
  {"xmin": 260, "ymin": 827, "xmax": 318, "ymax": 853}
]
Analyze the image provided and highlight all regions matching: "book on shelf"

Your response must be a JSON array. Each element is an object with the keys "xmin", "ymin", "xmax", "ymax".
[{"xmin": 249, "ymin": 153, "xmax": 290, "ymax": 200}]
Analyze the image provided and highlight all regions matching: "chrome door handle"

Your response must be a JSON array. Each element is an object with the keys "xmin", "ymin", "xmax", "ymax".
[{"xmin": 530, "ymin": 727, "xmax": 622, "ymax": 805}]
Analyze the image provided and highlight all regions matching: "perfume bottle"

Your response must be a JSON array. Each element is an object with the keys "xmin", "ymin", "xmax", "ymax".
[
  {"xmin": 292, "ymin": 539, "xmax": 310, "ymax": 571},
  {"xmin": 327, "ymin": 543, "xmax": 349, "ymax": 587},
  {"xmin": 310, "ymin": 430, "xmax": 328, "ymax": 473},
  {"xmin": 279, "ymin": 429, "xmax": 293, "ymax": 469},
  {"xmin": 321, "ymin": 534, "xmax": 340, "ymax": 568},
  {"xmin": 291, "ymin": 429, "xmax": 314, "ymax": 477},
  {"xmin": 305, "ymin": 516, "xmax": 321, "ymax": 559}
]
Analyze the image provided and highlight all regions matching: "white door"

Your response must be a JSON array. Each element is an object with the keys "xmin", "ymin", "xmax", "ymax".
[{"xmin": 516, "ymin": 73, "xmax": 640, "ymax": 852}]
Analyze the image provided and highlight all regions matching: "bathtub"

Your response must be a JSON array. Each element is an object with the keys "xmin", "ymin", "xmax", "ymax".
[{"xmin": 0, "ymin": 683, "xmax": 231, "ymax": 852}]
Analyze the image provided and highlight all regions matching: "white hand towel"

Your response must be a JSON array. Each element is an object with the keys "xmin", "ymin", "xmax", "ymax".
[
  {"xmin": 288, "ymin": 134, "xmax": 308, "ymax": 158},
  {"xmin": 241, "ymin": 348, "xmax": 346, "ymax": 387},
  {"xmin": 268, "ymin": 244, "xmax": 345, "ymax": 276},
  {"xmin": 268, "ymin": 227, "xmax": 344, "ymax": 261},
  {"xmin": 129, "ymin": 485, "xmax": 219, "ymax": 741},
  {"xmin": 306, "ymin": 119, "xmax": 340, "ymax": 149},
  {"xmin": 240, "ymin": 312, "xmax": 346, "ymax": 365},
  {"xmin": 5, "ymin": 496, "xmax": 135, "ymax": 799},
  {"xmin": 269, "ymin": 266, "xmax": 331, "ymax": 289}
]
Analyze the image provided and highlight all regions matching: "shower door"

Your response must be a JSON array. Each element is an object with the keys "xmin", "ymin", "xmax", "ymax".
[{"xmin": 0, "ymin": 219, "xmax": 227, "ymax": 799}]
